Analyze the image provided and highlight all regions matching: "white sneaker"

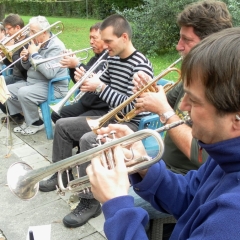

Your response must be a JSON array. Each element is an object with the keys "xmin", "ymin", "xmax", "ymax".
[
  {"xmin": 21, "ymin": 124, "xmax": 45, "ymax": 135},
  {"xmin": 13, "ymin": 122, "xmax": 27, "ymax": 133}
]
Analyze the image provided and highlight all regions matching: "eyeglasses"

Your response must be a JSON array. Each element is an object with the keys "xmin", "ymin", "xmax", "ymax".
[{"xmin": 5, "ymin": 26, "xmax": 13, "ymax": 32}]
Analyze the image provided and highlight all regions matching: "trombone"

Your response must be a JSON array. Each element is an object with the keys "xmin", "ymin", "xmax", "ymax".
[
  {"xmin": 0, "ymin": 23, "xmax": 30, "ymax": 46},
  {"xmin": 0, "ymin": 21, "xmax": 63, "ymax": 62},
  {"xmin": 30, "ymin": 47, "xmax": 93, "ymax": 70},
  {"xmin": 50, "ymin": 50, "xmax": 109, "ymax": 116},
  {"xmin": 87, "ymin": 57, "xmax": 182, "ymax": 133},
  {"xmin": 7, "ymin": 119, "xmax": 188, "ymax": 200}
]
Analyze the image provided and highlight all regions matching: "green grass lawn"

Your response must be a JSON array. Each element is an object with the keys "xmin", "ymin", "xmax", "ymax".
[{"xmin": 21, "ymin": 16, "xmax": 180, "ymax": 81}]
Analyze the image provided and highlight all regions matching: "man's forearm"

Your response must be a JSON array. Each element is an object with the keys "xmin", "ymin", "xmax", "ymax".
[{"xmin": 164, "ymin": 114, "xmax": 192, "ymax": 159}]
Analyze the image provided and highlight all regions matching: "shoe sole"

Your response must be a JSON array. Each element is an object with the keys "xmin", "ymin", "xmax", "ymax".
[
  {"xmin": 39, "ymin": 186, "xmax": 57, "ymax": 192},
  {"xmin": 63, "ymin": 208, "xmax": 102, "ymax": 228}
]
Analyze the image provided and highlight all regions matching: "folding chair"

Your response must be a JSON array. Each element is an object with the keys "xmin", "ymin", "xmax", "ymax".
[{"xmin": 39, "ymin": 75, "xmax": 71, "ymax": 140}]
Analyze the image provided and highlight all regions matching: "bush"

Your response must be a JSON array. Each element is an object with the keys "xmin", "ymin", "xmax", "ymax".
[{"xmin": 116, "ymin": 0, "xmax": 240, "ymax": 57}]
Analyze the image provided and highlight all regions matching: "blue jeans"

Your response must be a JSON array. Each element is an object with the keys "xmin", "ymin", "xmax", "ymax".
[{"xmin": 128, "ymin": 186, "xmax": 171, "ymax": 219}]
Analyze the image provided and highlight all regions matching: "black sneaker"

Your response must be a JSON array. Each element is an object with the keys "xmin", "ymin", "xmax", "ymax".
[
  {"xmin": 63, "ymin": 198, "xmax": 102, "ymax": 228},
  {"xmin": 1, "ymin": 115, "xmax": 24, "ymax": 125},
  {"xmin": 39, "ymin": 171, "xmax": 74, "ymax": 192}
]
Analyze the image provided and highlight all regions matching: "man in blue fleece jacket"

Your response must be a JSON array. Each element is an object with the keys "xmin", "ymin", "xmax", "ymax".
[{"xmin": 86, "ymin": 27, "xmax": 240, "ymax": 239}]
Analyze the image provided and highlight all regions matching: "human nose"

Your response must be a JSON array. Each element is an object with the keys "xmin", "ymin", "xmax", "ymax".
[
  {"xmin": 179, "ymin": 93, "xmax": 191, "ymax": 112},
  {"xmin": 176, "ymin": 38, "xmax": 184, "ymax": 52}
]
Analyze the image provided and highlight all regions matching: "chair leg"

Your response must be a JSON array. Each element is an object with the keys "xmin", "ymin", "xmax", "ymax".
[
  {"xmin": 149, "ymin": 216, "xmax": 176, "ymax": 240},
  {"xmin": 39, "ymin": 102, "xmax": 53, "ymax": 140}
]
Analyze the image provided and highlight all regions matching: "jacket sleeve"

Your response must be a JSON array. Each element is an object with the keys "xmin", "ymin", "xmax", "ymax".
[
  {"xmin": 102, "ymin": 196, "xmax": 149, "ymax": 240},
  {"xmin": 130, "ymin": 160, "xmax": 209, "ymax": 219}
]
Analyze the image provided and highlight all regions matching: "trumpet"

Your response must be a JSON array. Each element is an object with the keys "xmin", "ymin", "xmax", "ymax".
[
  {"xmin": 0, "ymin": 21, "xmax": 63, "ymax": 62},
  {"xmin": 50, "ymin": 50, "xmax": 109, "ymax": 116},
  {"xmin": 30, "ymin": 47, "xmax": 93, "ymax": 70},
  {"xmin": 7, "ymin": 119, "xmax": 187, "ymax": 200},
  {"xmin": 87, "ymin": 57, "xmax": 182, "ymax": 133}
]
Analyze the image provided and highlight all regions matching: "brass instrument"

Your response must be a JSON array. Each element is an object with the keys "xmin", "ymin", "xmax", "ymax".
[
  {"xmin": 0, "ymin": 24, "xmax": 30, "ymax": 46},
  {"xmin": 30, "ymin": 47, "xmax": 93, "ymax": 70},
  {"xmin": 7, "ymin": 119, "xmax": 187, "ymax": 200},
  {"xmin": 87, "ymin": 57, "xmax": 182, "ymax": 133},
  {"xmin": 0, "ymin": 21, "xmax": 63, "ymax": 62},
  {"xmin": 50, "ymin": 50, "xmax": 109, "ymax": 116}
]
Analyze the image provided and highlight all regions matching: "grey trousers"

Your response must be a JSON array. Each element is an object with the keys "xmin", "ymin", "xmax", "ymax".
[
  {"xmin": 4, "ymin": 75, "xmax": 25, "ymax": 85},
  {"xmin": 52, "ymin": 115, "xmax": 138, "ymax": 167},
  {"xmin": 6, "ymin": 81, "xmax": 63, "ymax": 126}
]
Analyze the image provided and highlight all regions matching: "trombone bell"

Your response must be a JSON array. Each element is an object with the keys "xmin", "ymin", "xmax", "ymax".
[{"xmin": 7, "ymin": 162, "xmax": 39, "ymax": 200}]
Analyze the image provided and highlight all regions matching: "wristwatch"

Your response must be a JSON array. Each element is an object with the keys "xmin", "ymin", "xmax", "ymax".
[
  {"xmin": 160, "ymin": 111, "xmax": 175, "ymax": 124},
  {"xmin": 95, "ymin": 83, "xmax": 103, "ymax": 94}
]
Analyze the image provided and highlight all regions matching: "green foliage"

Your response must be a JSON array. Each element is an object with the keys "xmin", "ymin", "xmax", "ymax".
[
  {"xmin": 4, "ymin": 0, "xmax": 240, "ymax": 59},
  {"xmin": 224, "ymin": 0, "xmax": 240, "ymax": 26},
  {"xmin": 115, "ymin": 0, "xmax": 193, "ymax": 57},
  {"xmin": 115, "ymin": 0, "xmax": 240, "ymax": 57}
]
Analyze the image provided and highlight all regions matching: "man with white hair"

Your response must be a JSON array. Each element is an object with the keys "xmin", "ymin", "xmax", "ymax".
[{"xmin": 5, "ymin": 16, "xmax": 69, "ymax": 135}]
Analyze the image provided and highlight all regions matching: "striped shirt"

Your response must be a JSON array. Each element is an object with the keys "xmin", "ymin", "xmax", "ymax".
[{"xmin": 99, "ymin": 50, "xmax": 153, "ymax": 126}]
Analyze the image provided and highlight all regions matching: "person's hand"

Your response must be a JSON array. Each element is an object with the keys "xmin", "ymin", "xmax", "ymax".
[
  {"xmin": 74, "ymin": 66, "xmax": 85, "ymax": 82},
  {"xmin": 20, "ymin": 48, "xmax": 29, "ymax": 61},
  {"xmin": 28, "ymin": 40, "xmax": 41, "ymax": 55},
  {"xmin": 97, "ymin": 124, "xmax": 149, "ymax": 177},
  {"xmin": 80, "ymin": 72, "xmax": 102, "ymax": 92},
  {"xmin": 60, "ymin": 50, "xmax": 79, "ymax": 68},
  {"xmin": 132, "ymin": 71, "xmax": 158, "ymax": 94},
  {"xmin": 132, "ymin": 71, "xmax": 173, "ymax": 115},
  {"xmin": 134, "ymin": 86, "xmax": 173, "ymax": 115},
  {"xmin": 87, "ymin": 145, "xmax": 130, "ymax": 204}
]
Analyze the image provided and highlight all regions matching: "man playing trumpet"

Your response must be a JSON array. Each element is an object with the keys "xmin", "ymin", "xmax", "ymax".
[
  {"xmin": 51, "ymin": 22, "xmax": 109, "ymax": 126},
  {"xmin": 87, "ymin": 27, "xmax": 240, "ymax": 239},
  {"xmin": 39, "ymin": 14, "xmax": 153, "ymax": 228}
]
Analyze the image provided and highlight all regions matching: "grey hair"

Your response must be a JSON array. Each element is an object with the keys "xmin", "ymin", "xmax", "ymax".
[{"xmin": 29, "ymin": 16, "xmax": 50, "ymax": 32}]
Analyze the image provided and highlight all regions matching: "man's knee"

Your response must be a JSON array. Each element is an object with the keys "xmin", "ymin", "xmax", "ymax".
[
  {"xmin": 80, "ymin": 132, "xmax": 97, "ymax": 152},
  {"xmin": 55, "ymin": 118, "xmax": 69, "ymax": 133},
  {"xmin": 18, "ymin": 87, "xmax": 30, "ymax": 102},
  {"xmin": 51, "ymin": 111, "xmax": 60, "ymax": 124}
]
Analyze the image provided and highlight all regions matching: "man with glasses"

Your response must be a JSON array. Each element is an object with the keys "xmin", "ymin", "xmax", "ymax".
[{"xmin": 0, "ymin": 14, "xmax": 28, "ymax": 124}]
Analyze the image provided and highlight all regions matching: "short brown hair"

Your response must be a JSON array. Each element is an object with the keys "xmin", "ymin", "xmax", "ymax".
[
  {"xmin": 100, "ymin": 14, "xmax": 132, "ymax": 40},
  {"xmin": 182, "ymin": 27, "xmax": 240, "ymax": 115},
  {"xmin": 177, "ymin": 0, "xmax": 232, "ymax": 40},
  {"xmin": 3, "ymin": 13, "xmax": 24, "ymax": 28}
]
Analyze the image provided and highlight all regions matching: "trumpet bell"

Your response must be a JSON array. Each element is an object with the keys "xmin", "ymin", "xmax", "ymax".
[{"xmin": 7, "ymin": 162, "xmax": 39, "ymax": 200}]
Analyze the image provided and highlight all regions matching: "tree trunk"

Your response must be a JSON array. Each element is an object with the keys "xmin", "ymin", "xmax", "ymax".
[{"xmin": 0, "ymin": 3, "xmax": 5, "ymax": 22}]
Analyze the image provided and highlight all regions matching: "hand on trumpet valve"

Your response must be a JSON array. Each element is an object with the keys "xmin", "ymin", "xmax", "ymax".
[
  {"xmin": 60, "ymin": 49, "xmax": 79, "ymax": 68},
  {"xmin": 86, "ymin": 145, "xmax": 130, "ymax": 204},
  {"xmin": 133, "ymin": 70, "xmax": 158, "ymax": 93},
  {"xmin": 80, "ymin": 73, "xmax": 102, "ymax": 93},
  {"xmin": 134, "ymin": 85, "xmax": 172, "ymax": 115},
  {"xmin": 74, "ymin": 66, "xmax": 85, "ymax": 82}
]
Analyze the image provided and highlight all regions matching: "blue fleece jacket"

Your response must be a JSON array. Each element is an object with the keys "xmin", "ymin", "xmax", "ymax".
[{"xmin": 102, "ymin": 136, "xmax": 240, "ymax": 240}]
